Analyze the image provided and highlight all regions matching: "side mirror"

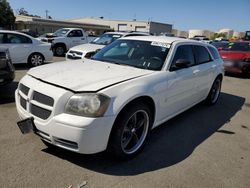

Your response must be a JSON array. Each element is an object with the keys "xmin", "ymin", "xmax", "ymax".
[{"xmin": 175, "ymin": 59, "xmax": 191, "ymax": 68}]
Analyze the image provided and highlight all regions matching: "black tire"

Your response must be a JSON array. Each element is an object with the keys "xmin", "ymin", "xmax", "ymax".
[
  {"xmin": 108, "ymin": 103, "xmax": 153, "ymax": 160},
  {"xmin": 28, "ymin": 53, "xmax": 44, "ymax": 67},
  {"xmin": 53, "ymin": 44, "xmax": 66, "ymax": 56},
  {"xmin": 205, "ymin": 76, "xmax": 222, "ymax": 105}
]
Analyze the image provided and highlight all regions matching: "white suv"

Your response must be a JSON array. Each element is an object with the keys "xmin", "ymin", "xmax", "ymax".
[
  {"xmin": 66, "ymin": 32, "xmax": 149, "ymax": 60},
  {"xmin": 16, "ymin": 36, "xmax": 224, "ymax": 159}
]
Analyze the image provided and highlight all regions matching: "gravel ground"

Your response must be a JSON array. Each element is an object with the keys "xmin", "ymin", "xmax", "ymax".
[{"xmin": 0, "ymin": 58, "xmax": 249, "ymax": 188}]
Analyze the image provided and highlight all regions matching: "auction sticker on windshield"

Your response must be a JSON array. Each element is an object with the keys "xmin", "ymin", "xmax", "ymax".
[{"xmin": 151, "ymin": 41, "xmax": 170, "ymax": 48}]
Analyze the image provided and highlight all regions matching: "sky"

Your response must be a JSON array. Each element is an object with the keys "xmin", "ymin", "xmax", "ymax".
[{"xmin": 8, "ymin": 0, "xmax": 250, "ymax": 32}]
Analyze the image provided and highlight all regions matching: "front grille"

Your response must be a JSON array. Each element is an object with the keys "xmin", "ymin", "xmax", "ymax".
[
  {"xmin": 33, "ymin": 91, "xmax": 54, "ymax": 106},
  {"xmin": 67, "ymin": 54, "xmax": 82, "ymax": 60},
  {"xmin": 20, "ymin": 96, "xmax": 26, "ymax": 109},
  {"xmin": 30, "ymin": 104, "xmax": 51, "ymax": 120},
  {"xmin": 18, "ymin": 84, "xmax": 54, "ymax": 120},
  {"xmin": 69, "ymin": 50, "xmax": 83, "ymax": 56},
  {"xmin": 19, "ymin": 83, "xmax": 29, "ymax": 95}
]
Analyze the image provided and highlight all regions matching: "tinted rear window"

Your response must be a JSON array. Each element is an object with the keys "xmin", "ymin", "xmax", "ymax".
[
  {"xmin": 208, "ymin": 46, "xmax": 220, "ymax": 59},
  {"xmin": 193, "ymin": 45, "xmax": 211, "ymax": 64}
]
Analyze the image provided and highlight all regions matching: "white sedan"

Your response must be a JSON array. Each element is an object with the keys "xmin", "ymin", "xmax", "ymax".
[
  {"xmin": 15, "ymin": 36, "xmax": 224, "ymax": 159},
  {"xmin": 0, "ymin": 30, "xmax": 53, "ymax": 66}
]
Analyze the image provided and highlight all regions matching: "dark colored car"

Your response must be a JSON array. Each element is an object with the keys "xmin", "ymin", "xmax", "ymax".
[
  {"xmin": 219, "ymin": 42, "xmax": 250, "ymax": 76},
  {"xmin": 211, "ymin": 41, "xmax": 229, "ymax": 50},
  {"xmin": 0, "ymin": 47, "xmax": 15, "ymax": 85}
]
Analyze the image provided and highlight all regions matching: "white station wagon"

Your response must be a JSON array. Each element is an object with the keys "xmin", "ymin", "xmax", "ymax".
[{"xmin": 16, "ymin": 36, "xmax": 224, "ymax": 159}]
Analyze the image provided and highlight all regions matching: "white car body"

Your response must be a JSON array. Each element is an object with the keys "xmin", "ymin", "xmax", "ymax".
[
  {"xmin": 15, "ymin": 36, "xmax": 224, "ymax": 155},
  {"xmin": 66, "ymin": 32, "xmax": 149, "ymax": 60},
  {"xmin": 0, "ymin": 30, "xmax": 53, "ymax": 65}
]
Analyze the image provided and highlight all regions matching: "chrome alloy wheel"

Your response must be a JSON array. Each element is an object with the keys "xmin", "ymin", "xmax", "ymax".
[
  {"xmin": 30, "ymin": 54, "xmax": 43, "ymax": 66},
  {"xmin": 211, "ymin": 79, "xmax": 221, "ymax": 103},
  {"xmin": 121, "ymin": 110, "xmax": 149, "ymax": 154}
]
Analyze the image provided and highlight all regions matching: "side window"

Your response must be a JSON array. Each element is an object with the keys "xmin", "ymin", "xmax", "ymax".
[
  {"xmin": 208, "ymin": 46, "xmax": 220, "ymax": 59},
  {"xmin": 170, "ymin": 45, "xmax": 195, "ymax": 70},
  {"xmin": 68, "ymin": 30, "xmax": 83, "ymax": 37},
  {"xmin": 193, "ymin": 45, "xmax": 211, "ymax": 64},
  {"xmin": 6, "ymin": 33, "xmax": 32, "ymax": 44}
]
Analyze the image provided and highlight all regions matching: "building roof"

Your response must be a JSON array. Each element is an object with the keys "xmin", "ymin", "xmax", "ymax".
[{"xmin": 15, "ymin": 15, "xmax": 111, "ymax": 30}]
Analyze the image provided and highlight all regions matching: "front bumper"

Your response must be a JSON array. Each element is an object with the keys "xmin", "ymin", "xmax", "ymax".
[
  {"xmin": 16, "ymin": 96, "xmax": 115, "ymax": 154},
  {"xmin": 15, "ymin": 76, "xmax": 116, "ymax": 154}
]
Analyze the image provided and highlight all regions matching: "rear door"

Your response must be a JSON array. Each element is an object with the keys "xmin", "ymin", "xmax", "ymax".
[
  {"xmin": 0, "ymin": 32, "xmax": 33, "ymax": 64},
  {"xmin": 192, "ymin": 45, "xmax": 216, "ymax": 100}
]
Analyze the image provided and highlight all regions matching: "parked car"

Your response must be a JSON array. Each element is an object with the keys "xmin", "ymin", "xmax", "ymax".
[
  {"xmin": 16, "ymin": 29, "xmax": 39, "ymax": 38},
  {"xmin": 219, "ymin": 41, "xmax": 250, "ymax": 76},
  {"xmin": 0, "ymin": 30, "xmax": 53, "ymax": 67},
  {"xmin": 0, "ymin": 47, "xmax": 15, "ymax": 85},
  {"xmin": 41, "ymin": 28, "xmax": 89, "ymax": 56},
  {"xmin": 66, "ymin": 32, "xmax": 150, "ymax": 60},
  {"xmin": 211, "ymin": 41, "xmax": 229, "ymax": 50},
  {"xmin": 16, "ymin": 36, "xmax": 224, "ymax": 159}
]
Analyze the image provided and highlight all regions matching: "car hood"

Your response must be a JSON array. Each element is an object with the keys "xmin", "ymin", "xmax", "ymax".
[
  {"xmin": 219, "ymin": 51, "xmax": 249, "ymax": 60},
  {"xmin": 70, "ymin": 43, "xmax": 105, "ymax": 53},
  {"xmin": 27, "ymin": 60, "xmax": 153, "ymax": 92}
]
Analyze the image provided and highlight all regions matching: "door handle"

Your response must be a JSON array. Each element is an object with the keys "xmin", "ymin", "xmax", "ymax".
[
  {"xmin": 23, "ymin": 45, "xmax": 30, "ymax": 48},
  {"xmin": 193, "ymin": 70, "xmax": 200, "ymax": 75}
]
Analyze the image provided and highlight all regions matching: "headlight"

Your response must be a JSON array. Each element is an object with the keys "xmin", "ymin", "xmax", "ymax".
[{"xmin": 65, "ymin": 93, "xmax": 110, "ymax": 117}]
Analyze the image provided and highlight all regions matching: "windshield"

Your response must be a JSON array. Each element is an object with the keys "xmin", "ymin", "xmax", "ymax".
[
  {"xmin": 53, "ymin": 29, "xmax": 70, "ymax": 37},
  {"xmin": 92, "ymin": 39, "xmax": 170, "ymax": 71},
  {"xmin": 224, "ymin": 42, "xmax": 250, "ymax": 51},
  {"xmin": 90, "ymin": 33, "xmax": 122, "ymax": 45}
]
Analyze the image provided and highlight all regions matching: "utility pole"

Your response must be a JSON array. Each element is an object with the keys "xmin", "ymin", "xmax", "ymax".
[{"xmin": 45, "ymin": 10, "xmax": 49, "ymax": 19}]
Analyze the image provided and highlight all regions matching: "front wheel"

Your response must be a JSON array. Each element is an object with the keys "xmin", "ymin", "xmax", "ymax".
[
  {"xmin": 54, "ymin": 45, "xmax": 65, "ymax": 56},
  {"xmin": 108, "ymin": 103, "xmax": 152, "ymax": 160},
  {"xmin": 205, "ymin": 77, "xmax": 222, "ymax": 105}
]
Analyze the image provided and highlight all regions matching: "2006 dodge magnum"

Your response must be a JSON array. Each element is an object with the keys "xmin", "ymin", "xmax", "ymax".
[{"xmin": 16, "ymin": 36, "xmax": 224, "ymax": 159}]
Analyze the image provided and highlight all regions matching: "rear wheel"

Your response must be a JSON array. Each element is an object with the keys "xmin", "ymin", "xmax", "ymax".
[
  {"xmin": 108, "ymin": 103, "xmax": 152, "ymax": 160},
  {"xmin": 205, "ymin": 76, "xmax": 222, "ymax": 105},
  {"xmin": 28, "ymin": 53, "xmax": 44, "ymax": 67}
]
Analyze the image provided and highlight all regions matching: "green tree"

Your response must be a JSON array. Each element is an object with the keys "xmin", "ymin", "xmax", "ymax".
[
  {"xmin": 0, "ymin": 0, "xmax": 15, "ymax": 29},
  {"xmin": 210, "ymin": 33, "xmax": 227, "ymax": 40},
  {"xmin": 17, "ymin": 8, "xmax": 41, "ymax": 18}
]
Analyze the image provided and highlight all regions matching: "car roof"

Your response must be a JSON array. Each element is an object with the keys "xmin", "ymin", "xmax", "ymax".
[
  {"xmin": 119, "ymin": 35, "xmax": 198, "ymax": 44},
  {"xmin": 0, "ymin": 30, "xmax": 33, "ymax": 39},
  {"xmin": 105, "ymin": 31, "xmax": 149, "ymax": 36},
  {"xmin": 0, "ymin": 47, "xmax": 8, "ymax": 51}
]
